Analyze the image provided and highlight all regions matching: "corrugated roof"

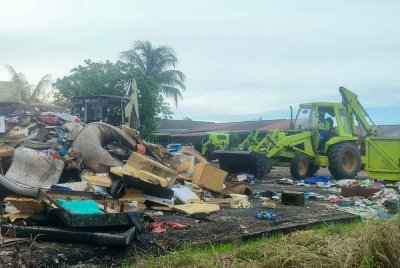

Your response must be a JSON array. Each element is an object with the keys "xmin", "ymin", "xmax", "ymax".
[
  {"xmin": 157, "ymin": 119, "xmax": 213, "ymax": 133},
  {"xmin": 357, "ymin": 125, "xmax": 400, "ymax": 137},
  {"xmin": 258, "ymin": 119, "xmax": 291, "ymax": 131},
  {"xmin": 186, "ymin": 119, "xmax": 287, "ymax": 133}
]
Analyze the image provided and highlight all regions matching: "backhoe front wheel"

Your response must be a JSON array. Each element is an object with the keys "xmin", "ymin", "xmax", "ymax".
[
  {"xmin": 290, "ymin": 155, "xmax": 310, "ymax": 180},
  {"xmin": 328, "ymin": 142, "xmax": 361, "ymax": 179}
]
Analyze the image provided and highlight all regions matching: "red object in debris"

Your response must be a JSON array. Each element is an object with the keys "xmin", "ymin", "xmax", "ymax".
[
  {"xmin": 52, "ymin": 151, "xmax": 61, "ymax": 159},
  {"xmin": 42, "ymin": 116, "xmax": 59, "ymax": 125},
  {"xmin": 148, "ymin": 221, "xmax": 190, "ymax": 233},
  {"xmin": 137, "ymin": 144, "xmax": 146, "ymax": 155}
]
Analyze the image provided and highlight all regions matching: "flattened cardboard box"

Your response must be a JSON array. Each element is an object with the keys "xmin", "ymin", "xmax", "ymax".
[{"xmin": 191, "ymin": 163, "xmax": 227, "ymax": 193}]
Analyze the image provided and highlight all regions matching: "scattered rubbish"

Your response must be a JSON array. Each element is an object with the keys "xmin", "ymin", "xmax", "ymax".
[
  {"xmin": 277, "ymin": 177, "xmax": 294, "ymax": 185},
  {"xmin": 239, "ymin": 224, "xmax": 249, "ymax": 234},
  {"xmin": 81, "ymin": 172, "xmax": 112, "ymax": 187},
  {"xmin": 255, "ymin": 212, "xmax": 275, "ymax": 220},
  {"xmin": 38, "ymin": 190, "xmax": 136, "ymax": 227},
  {"xmin": 4, "ymin": 196, "xmax": 44, "ymax": 213},
  {"xmin": 262, "ymin": 201, "xmax": 277, "ymax": 209},
  {"xmin": 126, "ymin": 152, "xmax": 177, "ymax": 187},
  {"xmin": 371, "ymin": 188, "xmax": 399, "ymax": 205},
  {"xmin": 281, "ymin": 191, "xmax": 304, "ymax": 206},
  {"xmin": 237, "ymin": 174, "xmax": 247, "ymax": 182},
  {"xmin": 172, "ymin": 185, "xmax": 201, "ymax": 204},
  {"xmin": 148, "ymin": 221, "xmax": 190, "ymax": 233},
  {"xmin": 173, "ymin": 203, "xmax": 220, "ymax": 215},
  {"xmin": 230, "ymin": 194, "xmax": 252, "ymax": 208},
  {"xmin": 272, "ymin": 195, "xmax": 280, "ymax": 201},
  {"xmin": 178, "ymin": 146, "xmax": 208, "ymax": 164},
  {"xmin": 191, "ymin": 163, "xmax": 227, "ymax": 193},
  {"xmin": 58, "ymin": 199, "xmax": 103, "ymax": 214},
  {"xmin": 221, "ymin": 181, "xmax": 252, "ymax": 197},
  {"xmin": 202, "ymin": 198, "xmax": 232, "ymax": 208},
  {"xmin": 256, "ymin": 190, "xmax": 277, "ymax": 199},
  {"xmin": 144, "ymin": 194, "xmax": 174, "ymax": 207},
  {"xmin": 304, "ymin": 176, "xmax": 333, "ymax": 185}
]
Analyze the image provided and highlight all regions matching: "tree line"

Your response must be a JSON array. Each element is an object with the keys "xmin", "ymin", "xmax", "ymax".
[{"xmin": 5, "ymin": 40, "xmax": 187, "ymax": 139}]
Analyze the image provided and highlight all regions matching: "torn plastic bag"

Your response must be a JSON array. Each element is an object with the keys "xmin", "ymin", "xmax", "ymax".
[
  {"xmin": 0, "ymin": 147, "xmax": 64, "ymax": 197},
  {"xmin": 72, "ymin": 122, "xmax": 137, "ymax": 173}
]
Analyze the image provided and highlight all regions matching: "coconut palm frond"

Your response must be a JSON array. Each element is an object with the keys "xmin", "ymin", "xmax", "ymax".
[
  {"xmin": 121, "ymin": 41, "xmax": 187, "ymax": 105},
  {"xmin": 30, "ymin": 74, "xmax": 51, "ymax": 100}
]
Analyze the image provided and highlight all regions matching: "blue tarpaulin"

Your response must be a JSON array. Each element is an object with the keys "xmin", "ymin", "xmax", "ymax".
[{"xmin": 304, "ymin": 176, "xmax": 333, "ymax": 185}]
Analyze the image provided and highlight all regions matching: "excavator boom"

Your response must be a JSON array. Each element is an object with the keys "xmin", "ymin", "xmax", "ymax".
[{"xmin": 339, "ymin": 87, "xmax": 378, "ymax": 136}]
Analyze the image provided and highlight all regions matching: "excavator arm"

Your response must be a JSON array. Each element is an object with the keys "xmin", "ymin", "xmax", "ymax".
[{"xmin": 339, "ymin": 87, "xmax": 378, "ymax": 136}]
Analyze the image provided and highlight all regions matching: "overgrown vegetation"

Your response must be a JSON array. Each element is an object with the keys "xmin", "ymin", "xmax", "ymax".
[{"xmin": 129, "ymin": 217, "xmax": 400, "ymax": 268}]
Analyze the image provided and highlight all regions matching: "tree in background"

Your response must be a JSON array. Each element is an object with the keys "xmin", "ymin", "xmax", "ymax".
[
  {"xmin": 5, "ymin": 65, "xmax": 52, "ymax": 101},
  {"xmin": 53, "ymin": 60, "xmax": 172, "ymax": 139},
  {"xmin": 52, "ymin": 60, "xmax": 128, "ymax": 106},
  {"xmin": 120, "ymin": 40, "xmax": 186, "ymax": 106}
]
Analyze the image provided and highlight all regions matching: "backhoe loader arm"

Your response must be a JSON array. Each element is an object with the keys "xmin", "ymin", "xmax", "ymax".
[{"xmin": 339, "ymin": 87, "xmax": 377, "ymax": 136}]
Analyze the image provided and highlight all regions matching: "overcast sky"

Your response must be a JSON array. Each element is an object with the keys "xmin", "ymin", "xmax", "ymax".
[{"xmin": 0, "ymin": 0, "xmax": 399, "ymax": 124}]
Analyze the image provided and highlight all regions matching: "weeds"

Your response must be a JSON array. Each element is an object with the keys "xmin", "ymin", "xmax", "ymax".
[{"xmin": 130, "ymin": 216, "xmax": 400, "ymax": 268}]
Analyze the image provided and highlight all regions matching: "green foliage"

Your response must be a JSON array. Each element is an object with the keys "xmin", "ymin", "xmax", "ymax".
[
  {"xmin": 53, "ymin": 60, "xmax": 129, "ymax": 106},
  {"xmin": 120, "ymin": 40, "xmax": 186, "ymax": 106},
  {"xmin": 53, "ymin": 60, "xmax": 172, "ymax": 139},
  {"xmin": 135, "ymin": 74, "xmax": 173, "ymax": 140}
]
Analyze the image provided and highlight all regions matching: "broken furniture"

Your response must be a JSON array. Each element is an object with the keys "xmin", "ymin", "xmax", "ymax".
[{"xmin": 38, "ymin": 189, "xmax": 138, "ymax": 227}]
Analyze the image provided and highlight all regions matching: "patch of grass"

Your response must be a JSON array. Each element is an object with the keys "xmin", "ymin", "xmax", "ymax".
[{"xmin": 129, "ymin": 217, "xmax": 400, "ymax": 268}]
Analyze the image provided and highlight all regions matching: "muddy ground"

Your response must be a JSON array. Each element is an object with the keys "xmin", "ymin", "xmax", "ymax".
[{"xmin": 0, "ymin": 167, "xmax": 360, "ymax": 267}]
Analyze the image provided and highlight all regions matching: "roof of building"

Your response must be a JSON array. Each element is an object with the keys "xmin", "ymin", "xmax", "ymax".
[
  {"xmin": 156, "ymin": 119, "xmax": 400, "ymax": 138},
  {"xmin": 356, "ymin": 124, "xmax": 400, "ymax": 137},
  {"xmin": 157, "ymin": 119, "xmax": 213, "ymax": 134},
  {"xmin": 185, "ymin": 119, "xmax": 287, "ymax": 133},
  {"xmin": 156, "ymin": 119, "xmax": 291, "ymax": 136}
]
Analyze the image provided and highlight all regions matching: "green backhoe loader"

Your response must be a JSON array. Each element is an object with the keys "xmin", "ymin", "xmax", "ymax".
[{"xmin": 215, "ymin": 87, "xmax": 400, "ymax": 181}]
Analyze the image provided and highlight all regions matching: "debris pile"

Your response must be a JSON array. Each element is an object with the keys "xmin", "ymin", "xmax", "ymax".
[{"xmin": 0, "ymin": 111, "xmax": 253, "ymax": 247}]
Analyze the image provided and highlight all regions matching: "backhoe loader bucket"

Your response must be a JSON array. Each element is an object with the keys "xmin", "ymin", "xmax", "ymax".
[{"xmin": 213, "ymin": 151, "xmax": 272, "ymax": 179}]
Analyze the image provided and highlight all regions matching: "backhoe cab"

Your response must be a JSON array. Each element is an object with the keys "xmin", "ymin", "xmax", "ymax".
[{"xmin": 286, "ymin": 101, "xmax": 361, "ymax": 179}]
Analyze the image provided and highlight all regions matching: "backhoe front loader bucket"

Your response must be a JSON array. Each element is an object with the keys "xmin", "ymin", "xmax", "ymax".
[{"xmin": 213, "ymin": 151, "xmax": 272, "ymax": 179}]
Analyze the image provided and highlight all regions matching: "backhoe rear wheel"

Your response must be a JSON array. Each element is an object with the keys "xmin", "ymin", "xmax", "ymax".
[
  {"xmin": 290, "ymin": 155, "xmax": 310, "ymax": 180},
  {"xmin": 328, "ymin": 142, "xmax": 361, "ymax": 179}
]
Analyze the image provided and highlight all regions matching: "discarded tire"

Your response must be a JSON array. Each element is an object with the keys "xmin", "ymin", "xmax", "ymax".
[
  {"xmin": 328, "ymin": 142, "xmax": 361, "ymax": 179},
  {"xmin": 290, "ymin": 154, "xmax": 309, "ymax": 180}
]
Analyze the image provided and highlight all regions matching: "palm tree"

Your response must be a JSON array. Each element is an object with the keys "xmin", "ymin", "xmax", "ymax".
[
  {"xmin": 120, "ymin": 40, "xmax": 186, "ymax": 106},
  {"xmin": 5, "ymin": 65, "xmax": 52, "ymax": 102}
]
